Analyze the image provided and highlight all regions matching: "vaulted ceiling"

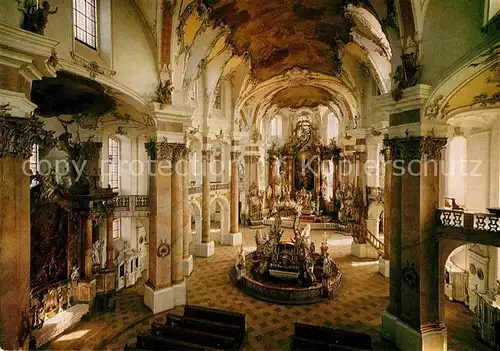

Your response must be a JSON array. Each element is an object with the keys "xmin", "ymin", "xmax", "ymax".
[{"xmin": 201, "ymin": 0, "xmax": 355, "ymax": 81}]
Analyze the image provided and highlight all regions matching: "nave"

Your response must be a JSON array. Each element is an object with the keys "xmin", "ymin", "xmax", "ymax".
[{"xmin": 46, "ymin": 228, "xmax": 484, "ymax": 351}]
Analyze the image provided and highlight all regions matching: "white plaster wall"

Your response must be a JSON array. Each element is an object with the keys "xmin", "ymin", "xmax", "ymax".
[
  {"xmin": 489, "ymin": 122, "xmax": 500, "ymax": 207},
  {"xmin": 466, "ymin": 131, "xmax": 490, "ymax": 212},
  {"xmin": 421, "ymin": 0, "xmax": 487, "ymax": 85}
]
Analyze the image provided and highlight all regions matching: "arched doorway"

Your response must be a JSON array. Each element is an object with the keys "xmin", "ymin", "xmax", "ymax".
[
  {"xmin": 189, "ymin": 199, "xmax": 202, "ymax": 250},
  {"xmin": 367, "ymin": 202, "xmax": 384, "ymax": 239},
  {"xmin": 210, "ymin": 196, "xmax": 230, "ymax": 245}
]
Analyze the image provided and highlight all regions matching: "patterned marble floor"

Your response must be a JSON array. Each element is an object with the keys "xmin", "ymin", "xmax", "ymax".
[{"xmin": 47, "ymin": 227, "xmax": 490, "ymax": 351}]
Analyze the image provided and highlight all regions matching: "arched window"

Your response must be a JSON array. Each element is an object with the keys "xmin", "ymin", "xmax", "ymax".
[
  {"xmin": 108, "ymin": 137, "xmax": 120, "ymax": 190},
  {"xmin": 327, "ymin": 113, "xmax": 339, "ymax": 141},
  {"xmin": 73, "ymin": 0, "xmax": 97, "ymax": 49},
  {"xmin": 446, "ymin": 136, "xmax": 467, "ymax": 208},
  {"xmin": 268, "ymin": 115, "xmax": 282, "ymax": 138}
]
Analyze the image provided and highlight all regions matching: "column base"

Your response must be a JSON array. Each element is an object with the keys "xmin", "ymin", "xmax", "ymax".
[
  {"xmin": 195, "ymin": 241, "xmax": 215, "ymax": 257},
  {"xmin": 174, "ymin": 280, "xmax": 187, "ymax": 306},
  {"xmin": 183, "ymin": 255, "xmax": 194, "ymax": 276},
  {"xmin": 144, "ymin": 280, "xmax": 187, "ymax": 314},
  {"xmin": 381, "ymin": 311, "xmax": 447, "ymax": 351},
  {"xmin": 144, "ymin": 284, "xmax": 174, "ymax": 314},
  {"xmin": 228, "ymin": 232, "xmax": 242, "ymax": 246},
  {"xmin": 379, "ymin": 257, "xmax": 390, "ymax": 278},
  {"xmin": 351, "ymin": 242, "xmax": 379, "ymax": 259}
]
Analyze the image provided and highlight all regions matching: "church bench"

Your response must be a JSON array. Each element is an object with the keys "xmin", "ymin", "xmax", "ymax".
[
  {"xmin": 134, "ymin": 331, "xmax": 208, "ymax": 350},
  {"xmin": 292, "ymin": 322, "xmax": 372, "ymax": 350},
  {"xmin": 166, "ymin": 313, "xmax": 243, "ymax": 342},
  {"xmin": 151, "ymin": 321, "xmax": 239, "ymax": 350},
  {"xmin": 183, "ymin": 305, "xmax": 246, "ymax": 340}
]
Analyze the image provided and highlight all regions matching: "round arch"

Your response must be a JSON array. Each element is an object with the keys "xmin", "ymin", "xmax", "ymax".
[
  {"xmin": 367, "ymin": 202, "xmax": 384, "ymax": 239},
  {"xmin": 210, "ymin": 195, "xmax": 231, "ymax": 245},
  {"xmin": 189, "ymin": 198, "xmax": 202, "ymax": 246}
]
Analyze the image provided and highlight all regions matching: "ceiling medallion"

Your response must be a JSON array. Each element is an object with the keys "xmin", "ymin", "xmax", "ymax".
[{"xmin": 283, "ymin": 67, "xmax": 313, "ymax": 86}]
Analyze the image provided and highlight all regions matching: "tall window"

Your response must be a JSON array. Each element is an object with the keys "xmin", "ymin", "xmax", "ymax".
[
  {"xmin": 112, "ymin": 219, "xmax": 121, "ymax": 239},
  {"xmin": 214, "ymin": 84, "xmax": 222, "ymax": 110},
  {"xmin": 73, "ymin": 0, "xmax": 97, "ymax": 49},
  {"xmin": 108, "ymin": 137, "xmax": 120, "ymax": 190},
  {"xmin": 29, "ymin": 144, "xmax": 39, "ymax": 188},
  {"xmin": 268, "ymin": 115, "xmax": 282, "ymax": 138},
  {"xmin": 327, "ymin": 113, "xmax": 339, "ymax": 141}
]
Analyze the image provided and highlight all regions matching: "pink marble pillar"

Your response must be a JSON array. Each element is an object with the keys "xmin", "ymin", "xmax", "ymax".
[{"xmin": 202, "ymin": 149, "xmax": 212, "ymax": 243}]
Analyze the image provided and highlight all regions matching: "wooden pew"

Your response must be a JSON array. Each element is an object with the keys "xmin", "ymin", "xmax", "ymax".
[
  {"xmin": 166, "ymin": 313, "xmax": 243, "ymax": 342},
  {"xmin": 183, "ymin": 305, "xmax": 246, "ymax": 341},
  {"xmin": 135, "ymin": 331, "xmax": 207, "ymax": 350},
  {"xmin": 292, "ymin": 322, "xmax": 373, "ymax": 350},
  {"xmin": 151, "ymin": 321, "xmax": 238, "ymax": 350}
]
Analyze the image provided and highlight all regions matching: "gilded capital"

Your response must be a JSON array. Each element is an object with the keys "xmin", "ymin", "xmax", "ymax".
[
  {"xmin": 230, "ymin": 150, "xmax": 241, "ymax": 160},
  {"xmin": 202, "ymin": 149, "xmax": 212, "ymax": 160}
]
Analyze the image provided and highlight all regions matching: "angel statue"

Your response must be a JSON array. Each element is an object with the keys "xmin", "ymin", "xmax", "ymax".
[
  {"xmin": 70, "ymin": 265, "xmax": 80, "ymax": 283},
  {"xmin": 155, "ymin": 79, "xmax": 173, "ymax": 105}
]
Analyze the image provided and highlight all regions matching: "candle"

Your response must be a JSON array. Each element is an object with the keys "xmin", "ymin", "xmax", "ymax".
[{"xmin": 36, "ymin": 0, "xmax": 39, "ymax": 8}]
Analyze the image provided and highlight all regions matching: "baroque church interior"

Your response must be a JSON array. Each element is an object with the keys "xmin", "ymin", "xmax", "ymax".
[{"xmin": 0, "ymin": 0, "xmax": 499, "ymax": 350}]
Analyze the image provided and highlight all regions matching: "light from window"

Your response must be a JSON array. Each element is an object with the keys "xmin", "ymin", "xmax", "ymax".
[
  {"xmin": 214, "ymin": 84, "xmax": 222, "ymax": 110},
  {"xmin": 327, "ymin": 113, "xmax": 339, "ymax": 141},
  {"xmin": 268, "ymin": 115, "xmax": 282, "ymax": 138},
  {"xmin": 112, "ymin": 219, "xmax": 120, "ymax": 239},
  {"xmin": 108, "ymin": 138, "xmax": 120, "ymax": 190},
  {"xmin": 29, "ymin": 144, "xmax": 40, "ymax": 188},
  {"xmin": 73, "ymin": 0, "xmax": 97, "ymax": 49}
]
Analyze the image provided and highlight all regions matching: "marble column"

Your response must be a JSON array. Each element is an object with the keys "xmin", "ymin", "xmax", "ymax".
[
  {"xmin": 0, "ymin": 134, "xmax": 33, "ymax": 349},
  {"xmin": 84, "ymin": 214, "xmax": 93, "ymax": 278},
  {"xmin": 171, "ymin": 144, "xmax": 185, "ymax": 284},
  {"xmin": 196, "ymin": 149, "xmax": 215, "ymax": 257},
  {"xmin": 382, "ymin": 136, "xmax": 447, "ymax": 350},
  {"xmin": 229, "ymin": 150, "xmax": 242, "ymax": 245},
  {"xmin": 268, "ymin": 153, "xmax": 277, "ymax": 209},
  {"xmin": 144, "ymin": 139, "xmax": 174, "ymax": 314},
  {"xmin": 106, "ymin": 208, "xmax": 114, "ymax": 269},
  {"xmin": 182, "ymin": 148, "xmax": 193, "ymax": 276}
]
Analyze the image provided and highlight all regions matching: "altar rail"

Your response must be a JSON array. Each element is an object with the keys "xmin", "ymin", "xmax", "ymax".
[
  {"xmin": 262, "ymin": 218, "xmax": 347, "ymax": 231},
  {"xmin": 436, "ymin": 209, "xmax": 500, "ymax": 246}
]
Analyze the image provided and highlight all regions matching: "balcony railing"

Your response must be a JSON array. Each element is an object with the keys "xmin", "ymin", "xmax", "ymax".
[
  {"xmin": 114, "ymin": 195, "xmax": 150, "ymax": 211},
  {"xmin": 437, "ymin": 209, "xmax": 500, "ymax": 233},
  {"xmin": 188, "ymin": 183, "xmax": 230, "ymax": 195}
]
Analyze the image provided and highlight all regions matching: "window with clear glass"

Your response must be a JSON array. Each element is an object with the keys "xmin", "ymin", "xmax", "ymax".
[
  {"xmin": 73, "ymin": 0, "xmax": 97, "ymax": 49},
  {"xmin": 112, "ymin": 219, "xmax": 120, "ymax": 239},
  {"xmin": 268, "ymin": 115, "xmax": 282, "ymax": 138},
  {"xmin": 108, "ymin": 137, "xmax": 120, "ymax": 190},
  {"xmin": 327, "ymin": 113, "xmax": 339, "ymax": 141},
  {"xmin": 29, "ymin": 144, "xmax": 39, "ymax": 188}
]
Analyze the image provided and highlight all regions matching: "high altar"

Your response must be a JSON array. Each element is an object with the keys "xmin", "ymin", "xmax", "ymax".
[{"xmin": 266, "ymin": 119, "xmax": 341, "ymax": 218}]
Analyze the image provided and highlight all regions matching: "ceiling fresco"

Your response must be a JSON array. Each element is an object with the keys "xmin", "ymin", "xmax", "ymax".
[
  {"xmin": 270, "ymin": 86, "xmax": 333, "ymax": 109},
  {"xmin": 200, "ymin": 0, "xmax": 361, "ymax": 81}
]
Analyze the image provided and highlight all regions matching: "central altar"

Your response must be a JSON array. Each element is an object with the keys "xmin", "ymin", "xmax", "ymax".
[{"xmin": 231, "ymin": 201, "xmax": 342, "ymax": 304}]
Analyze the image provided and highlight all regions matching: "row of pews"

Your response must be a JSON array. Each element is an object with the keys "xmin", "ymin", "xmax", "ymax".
[
  {"xmin": 126, "ymin": 305, "xmax": 373, "ymax": 350},
  {"xmin": 292, "ymin": 322, "xmax": 373, "ymax": 350},
  {"xmin": 125, "ymin": 305, "xmax": 246, "ymax": 350}
]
